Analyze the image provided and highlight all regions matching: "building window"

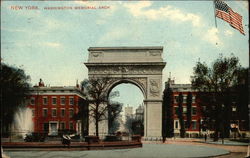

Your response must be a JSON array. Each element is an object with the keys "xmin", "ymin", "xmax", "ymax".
[
  {"xmin": 32, "ymin": 109, "xmax": 35, "ymax": 117},
  {"xmin": 60, "ymin": 122, "xmax": 65, "ymax": 130},
  {"xmin": 192, "ymin": 96, "xmax": 196, "ymax": 103},
  {"xmin": 184, "ymin": 121, "xmax": 188, "ymax": 129},
  {"xmin": 69, "ymin": 109, "xmax": 74, "ymax": 118},
  {"xmin": 192, "ymin": 121, "xmax": 197, "ymax": 130},
  {"xmin": 202, "ymin": 106, "xmax": 206, "ymax": 112},
  {"xmin": 183, "ymin": 96, "xmax": 187, "ymax": 103},
  {"xmin": 174, "ymin": 96, "xmax": 178, "ymax": 103},
  {"xmin": 30, "ymin": 97, "xmax": 35, "ymax": 105},
  {"xmin": 232, "ymin": 106, "xmax": 237, "ymax": 112},
  {"xmin": 183, "ymin": 107, "xmax": 187, "ymax": 114},
  {"xmin": 69, "ymin": 122, "xmax": 74, "ymax": 130},
  {"xmin": 69, "ymin": 97, "xmax": 74, "ymax": 105},
  {"xmin": 192, "ymin": 107, "xmax": 197, "ymax": 115},
  {"xmin": 43, "ymin": 123, "xmax": 49, "ymax": 132},
  {"xmin": 60, "ymin": 97, "xmax": 65, "ymax": 105},
  {"xmin": 174, "ymin": 120, "xmax": 179, "ymax": 129},
  {"xmin": 212, "ymin": 105, "xmax": 216, "ymax": 110},
  {"xmin": 61, "ymin": 109, "xmax": 65, "ymax": 117},
  {"xmin": 174, "ymin": 107, "xmax": 178, "ymax": 115},
  {"xmin": 52, "ymin": 109, "xmax": 57, "ymax": 117},
  {"xmin": 43, "ymin": 97, "xmax": 48, "ymax": 105},
  {"xmin": 240, "ymin": 120, "xmax": 246, "ymax": 130},
  {"xmin": 43, "ymin": 109, "xmax": 48, "ymax": 117},
  {"xmin": 52, "ymin": 97, "xmax": 57, "ymax": 105}
]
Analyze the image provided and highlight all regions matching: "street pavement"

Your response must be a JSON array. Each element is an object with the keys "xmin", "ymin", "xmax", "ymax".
[
  {"xmin": 3, "ymin": 143, "xmax": 229, "ymax": 158},
  {"xmin": 163, "ymin": 138, "xmax": 249, "ymax": 158},
  {"xmin": 3, "ymin": 138, "xmax": 249, "ymax": 158}
]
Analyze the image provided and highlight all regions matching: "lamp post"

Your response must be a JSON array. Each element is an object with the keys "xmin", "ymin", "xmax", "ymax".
[
  {"xmin": 35, "ymin": 86, "xmax": 40, "ymax": 135},
  {"xmin": 221, "ymin": 104, "xmax": 225, "ymax": 144}
]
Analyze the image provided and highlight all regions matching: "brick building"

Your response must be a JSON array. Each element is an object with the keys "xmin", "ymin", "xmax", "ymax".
[
  {"xmin": 166, "ymin": 78, "xmax": 249, "ymax": 138},
  {"xmin": 168, "ymin": 81, "xmax": 200, "ymax": 137},
  {"xmin": 27, "ymin": 79, "xmax": 86, "ymax": 136}
]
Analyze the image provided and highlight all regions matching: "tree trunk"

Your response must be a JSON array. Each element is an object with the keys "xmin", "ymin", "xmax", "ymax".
[{"xmin": 95, "ymin": 119, "xmax": 99, "ymax": 136}]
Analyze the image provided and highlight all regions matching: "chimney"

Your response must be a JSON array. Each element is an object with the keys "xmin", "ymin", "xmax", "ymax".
[
  {"xmin": 39, "ymin": 78, "xmax": 45, "ymax": 87},
  {"xmin": 76, "ymin": 79, "xmax": 79, "ymax": 88}
]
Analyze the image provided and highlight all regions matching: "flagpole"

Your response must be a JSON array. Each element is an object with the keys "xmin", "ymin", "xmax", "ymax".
[{"xmin": 213, "ymin": 0, "xmax": 218, "ymax": 28}]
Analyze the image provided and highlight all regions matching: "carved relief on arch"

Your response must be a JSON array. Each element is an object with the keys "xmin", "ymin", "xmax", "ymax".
[
  {"xmin": 149, "ymin": 79, "xmax": 160, "ymax": 97},
  {"xmin": 88, "ymin": 65, "xmax": 162, "ymax": 75},
  {"xmin": 91, "ymin": 51, "xmax": 103, "ymax": 58},
  {"xmin": 149, "ymin": 50, "xmax": 161, "ymax": 56},
  {"xmin": 132, "ymin": 77, "xmax": 147, "ymax": 94}
]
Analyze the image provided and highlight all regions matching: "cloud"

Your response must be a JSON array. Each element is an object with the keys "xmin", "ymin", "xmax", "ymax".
[
  {"xmin": 236, "ymin": 0, "xmax": 249, "ymax": 11},
  {"xmin": 11, "ymin": 42, "xmax": 61, "ymax": 48},
  {"xmin": 74, "ymin": 0, "xmax": 100, "ymax": 6},
  {"xmin": 123, "ymin": 1, "xmax": 202, "ymax": 27},
  {"xmin": 224, "ymin": 30, "xmax": 233, "ymax": 36},
  {"xmin": 203, "ymin": 27, "xmax": 222, "ymax": 46},
  {"xmin": 1, "ymin": 27, "xmax": 27, "ymax": 33},
  {"xmin": 15, "ymin": 42, "xmax": 32, "ymax": 47},
  {"xmin": 42, "ymin": 18, "xmax": 64, "ymax": 31},
  {"xmin": 97, "ymin": 27, "xmax": 129, "ymax": 45}
]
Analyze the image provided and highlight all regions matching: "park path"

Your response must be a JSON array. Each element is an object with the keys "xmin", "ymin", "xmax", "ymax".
[
  {"xmin": 143, "ymin": 138, "xmax": 248, "ymax": 158},
  {"xmin": 3, "ymin": 138, "xmax": 248, "ymax": 158}
]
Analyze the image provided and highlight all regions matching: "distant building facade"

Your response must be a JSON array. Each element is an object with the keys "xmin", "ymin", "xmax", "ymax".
[
  {"xmin": 124, "ymin": 105, "xmax": 134, "ymax": 120},
  {"xmin": 135, "ymin": 104, "xmax": 144, "ymax": 121},
  {"xmin": 27, "ymin": 79, "xmax": 86, "ymax": 136},
  {"xmin": 165, "ymin": 78, "xmax": 249, "ymax": 138},
  {"xmin": 168, "ymin": 81, "xmax": 200, "ymax": 137}
]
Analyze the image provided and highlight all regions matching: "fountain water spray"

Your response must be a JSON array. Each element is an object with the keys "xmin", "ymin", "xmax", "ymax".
[{"xmin": 13, "ymin": 107, "xmax": 34, "ymax": 138}]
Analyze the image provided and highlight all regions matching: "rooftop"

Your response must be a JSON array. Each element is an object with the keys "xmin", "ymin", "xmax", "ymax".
[{"xmin": 88, "ymin": 46, "xmax": 163, "ymax": 51}]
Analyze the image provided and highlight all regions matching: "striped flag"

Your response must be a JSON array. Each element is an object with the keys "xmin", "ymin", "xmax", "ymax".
[{"xmin": 215, "ymin": 0, "xmax": 245, "ymax": 35}]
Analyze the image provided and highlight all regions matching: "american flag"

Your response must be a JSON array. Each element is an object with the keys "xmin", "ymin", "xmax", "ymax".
[{"xmin": 215, "ymin": 0, "xmax": 245, "ymax": 35}]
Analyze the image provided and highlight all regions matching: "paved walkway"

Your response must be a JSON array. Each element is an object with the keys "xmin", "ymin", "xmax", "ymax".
[
  {"xmin": 3, "ymin": 143, "xmax": 229, "ymax": 158},
  {"xmin": 161, "ymin": 138, "xmax": 249, "ymax": 158},
  {"xmin": 194, "ymin": 139, "xmax": 249, "ymax": 146},
  {"xmin": 3, "ymin": 138, "xmax": 249, "ymax": 158}
]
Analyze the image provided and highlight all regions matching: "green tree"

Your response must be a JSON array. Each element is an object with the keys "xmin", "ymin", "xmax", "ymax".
[
  {"xmin": 191, "ymin": 55, "xmax": 244, "ymax": 140},
  {"xmin": 234, "ymin": 68, "xmax": 249, "ymax": 131},
  {"xmin": 177, "ymin": 93, "xmax": 185, "ymax": 138},
  {"xmin": 74, "ymin": 99, "xmax": 89, "ymax": 137},
  {"xmin": 108, "ymin": 101, "xmax": 122, "ymax": 134},
  {"xmin": 124, "ymin": 115, "xmax": 136, "ymax": 134},
  {"xmin": 186, "ymin": 92, "xmax": 192, "ymax": 129},
  {"xmin": 1, "ymin": 64, "xmax": 30, "ymax": 135},
  {"xmin": 162, "ymin": 82, "xmax": 174, "ymax": 138}
]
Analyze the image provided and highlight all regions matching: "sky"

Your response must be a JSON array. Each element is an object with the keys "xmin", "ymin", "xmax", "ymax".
[
  {"xmin": 110, "ymin": 83, "xmax": 144, "ymax": 109},
  {"xmin": 1, "ymin": 0, "xmax": 249, "ymax": 107}
]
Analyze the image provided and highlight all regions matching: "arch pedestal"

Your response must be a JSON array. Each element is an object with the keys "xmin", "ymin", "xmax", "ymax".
[{"xmin": 85, "ymin": 47, "xmax": 166, "ymax": 139}]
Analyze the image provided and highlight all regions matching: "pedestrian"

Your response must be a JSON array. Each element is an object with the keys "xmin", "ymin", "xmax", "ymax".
[
  {"xmin": 204, "ymin": 133, "xmax": 207, "ymax": 142},
  {"xmin": 62, "ymin": 134, "xmax": 71, "ymax": 148},
  {"xmin": 221, "ymin": 133, "xmax": 224, "ymax": 144},
  {"xmin": 162, "ymin": 136, "xmax": 166, "ymax": 143}
]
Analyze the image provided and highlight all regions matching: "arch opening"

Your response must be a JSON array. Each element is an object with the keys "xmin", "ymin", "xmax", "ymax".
[
  {"xmin": 106, "ymin": 79, "xmax": 146, "ymax": 99},
  {"xmin": 108, "ymin": 82, "xmax": 144, "ymax": 136}
]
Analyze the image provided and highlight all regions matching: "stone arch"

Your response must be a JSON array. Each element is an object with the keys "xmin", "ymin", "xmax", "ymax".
[
  {"xmin": 106, "ymin": 78, "xmax": 147, "ymax": 100},
  {"xmin": 85, "ymin": 47, "xmax": 166, "ymax": 139}
]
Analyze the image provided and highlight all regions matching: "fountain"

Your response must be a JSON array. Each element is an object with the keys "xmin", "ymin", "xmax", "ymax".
[{"xmin": 13, "ymin": 107, "xmax": 34, "ymax": 138}]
